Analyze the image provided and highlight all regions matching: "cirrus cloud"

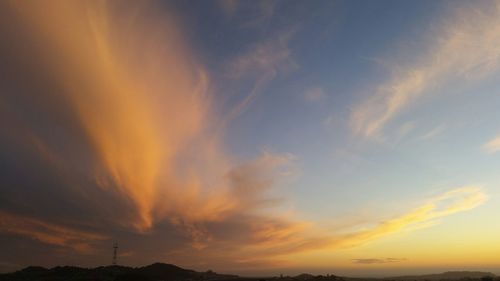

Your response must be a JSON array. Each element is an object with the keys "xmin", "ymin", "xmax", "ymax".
[{"xmin": 351, "ymin": 1, "xmax": 500, "ymax": 139}]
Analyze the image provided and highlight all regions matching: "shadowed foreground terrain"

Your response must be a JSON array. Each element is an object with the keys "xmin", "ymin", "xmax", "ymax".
[
  {"xmin": 0, "ymin": 263, "xmax": 237, "ymax": 281},
  {"xmin": 0, "ymin": 263, "xmax": 497, "ymax": 281}
]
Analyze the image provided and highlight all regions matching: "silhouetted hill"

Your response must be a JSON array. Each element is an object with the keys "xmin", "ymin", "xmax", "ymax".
[
  {"xmin": 0, "ymin": 263, "xmax": 237, "ymax": 281},
  {"xmin": 1, "ymin": 265, "xmax": 497, "ymax": 281},
  {"xmin": 295, "ymin": 274, "xmax": 317, "ymax": 280},
  {"xmin": 386, "ymin": 271, "xmax": 496, "ymax": 280},
  {"xmin": 134, "ymin": 263, "xmax": 195, "ymax": 280},
  {"xmin": 19, "ymin": 266, "xmax": 49, "ymax": 274}
]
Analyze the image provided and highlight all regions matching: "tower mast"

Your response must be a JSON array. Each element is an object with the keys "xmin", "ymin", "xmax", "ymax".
[{"xmin": 112, "ymin": 242, "xmax": 118, "ymax": 265}]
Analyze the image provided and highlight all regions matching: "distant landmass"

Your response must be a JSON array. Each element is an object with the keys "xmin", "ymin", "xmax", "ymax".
[
  {"xmin": 385, "ymin": 272, "xmax": 496, "ymax": 281},
  {"xmin": 0, "ymin": 263, "xmax": 496, "ymax": 281}
]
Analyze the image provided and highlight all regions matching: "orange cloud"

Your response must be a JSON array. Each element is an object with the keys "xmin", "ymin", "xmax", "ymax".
[
  {"xmin": 250, "ymin": 187, "xmax": 485, "ymax": 262},
  {"xmin": 3, "ymin": 6, "xmax": 305, "ymax": 262},
  {"xmin": 164, "ymin": 187, "xmax": 486, "ymax": 270},
  {"xmin": 0, "ymin": 211, "xmax": 107, "ymax": 253},
  {"xmin": 10, "ymin": 0, "xmax": 233, "ymax": 231}
]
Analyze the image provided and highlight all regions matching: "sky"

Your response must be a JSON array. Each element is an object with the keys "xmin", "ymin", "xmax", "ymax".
[{"xmin": 1, "ymin": 0, "xmax": 500, "ymax": 277}]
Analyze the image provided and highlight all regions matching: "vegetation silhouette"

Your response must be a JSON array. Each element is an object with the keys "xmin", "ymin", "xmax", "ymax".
[{"xmin": 0, "ymin": 264, "xmax": 497, "ymax": 281}]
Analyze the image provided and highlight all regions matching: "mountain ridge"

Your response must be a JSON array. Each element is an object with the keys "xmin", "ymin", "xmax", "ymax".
[
  {"xmin": 0, "ymin": 262, "xmax": 237, "ymax": 281},
  {"xmin": 385, "ymin": 271, "xmax": 496, "ymax": 280},
  {"xmin": 0, "ymin": 263, "xmax": 497, "ymax": 281}
]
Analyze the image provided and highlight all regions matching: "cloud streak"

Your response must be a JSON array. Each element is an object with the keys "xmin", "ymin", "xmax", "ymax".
[
  {"xmin": 419, "ymin": 124, "xmax": 447, "ymax": 141},
  {"xmin": 0, "ymin": 211, "xmax": 107, "ymax": 253},
  {"xmin": 304, "ymin": 87, "xmax": 327, "ymax": 102},
  {"xmin": 163, "ymin": 186, "xmax": 486, "ymax": 270},
  {"xmin": 483, "ymin": 134, "xmax": 500, "ymax": 153},
  {"xmin": 326, "ymin": 186, "xmax": 486, "ymax": 250},
  {"xmin": 222, "ymin": 29, "xmax": 297, "ymax": 127},
  {"xmin": 352, "ymin": 258, "xmax": 407, "ymax": 265},
  {"xmin": 351, "ymin": 1, "xmax": 500, "ymax": 138}
]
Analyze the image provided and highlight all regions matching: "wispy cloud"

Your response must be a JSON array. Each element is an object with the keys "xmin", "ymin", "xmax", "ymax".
[
  {"xmin": 352, "ymin": 258, "xmax": 407, "ymax": 264},
  {"xmin": 419, "ymin": 124, "xmax": 447, "ymax": 141},
  {"xmin": 328, "ymin": 186, "xmax": 487, "ymax": 250},
  {"xmin": 218, "ymin": 0, "xmax": 238, "ymax": 17},
  {"xmin": 304, "ymin": 87, "xmax": 327, "ymax": 102},
  {"xmin": 483, "ymin": 134, "xmax": 500, "ymax": 153},
  {"xmin": 396, "ymin": 121, "xmax": 416, "ymax": 141},
  {"xmin": 351, "ymin": 1, "xmax": 500, "ymax": 139},
  {"xmin": 168, "ymin": 186, "xmax": 486, "ymax": 269},
  {"xmin": 222, "ymin": 29, "xmax": 297, "ymax": 125},
  {"xmin": 228, "ymin": 29, "xmax": 296, "ymax": 78},
  {"xmin": 225, "ymin": 0, "xmax": 276, "ymax": 29},
  {"xmin": 0, "ymin": 211, "xmax": 107, "ymax": 253},
  {"xmin": 242, "ymin": 1, "xmax": 276, "ymax": 28},
  {"xmin": 301, "ymin": 187, "xmax": 484, "ymax": 253}
]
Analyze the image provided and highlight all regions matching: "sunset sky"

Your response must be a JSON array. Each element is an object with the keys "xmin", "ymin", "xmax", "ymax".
[{"xmin": 1, "ymin": 0, "xmax": 500, "ymax": 277}]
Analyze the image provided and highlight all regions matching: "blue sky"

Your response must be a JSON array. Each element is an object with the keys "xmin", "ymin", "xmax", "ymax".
[{"xmin": 188, "ymin": 0, "xmax": 500, "ymax": 222}]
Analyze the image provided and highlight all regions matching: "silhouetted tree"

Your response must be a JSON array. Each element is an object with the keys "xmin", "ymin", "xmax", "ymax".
[{"xmin": 481, "ymin": 276, "xmax": 494, "ymax": 281}]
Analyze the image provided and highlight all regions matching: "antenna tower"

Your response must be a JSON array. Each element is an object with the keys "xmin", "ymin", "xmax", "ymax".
[{"xmin": 112, "ymin": 242, "xmax": 118, "ymax": 265}]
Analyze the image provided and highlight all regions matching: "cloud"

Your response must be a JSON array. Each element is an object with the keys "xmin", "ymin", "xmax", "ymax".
[
  {"xmin": 352, "ymin": 258, "xmax": 407, "ymax": 264},
  {"xmin": 0, "ymin": 211, "xmax": 107, "ymax": 253},
  {"xmin": 351, "ymin": 1, "xmax": 500, "ymax": 139},
  {"xmin": 0, "ymin": 0, "xmax": 296, "ymax": 254},
  {"xmin": 419, "ymin": 124, "xmax": 447, "ymax": 141},
  {"xmin": 267, "ymin": 186, "xmax": 485, "ymax": 257},
  {"xmin": 0, "ymin": 1, "xmax": 302, "ymax": 268},
  {"xmin": 1, "ymin": 0, "xmax": 240, "ymax": 232},
  {"xmin": 327, "ymin": 186, "xmax": 487, "ymax": 250},
  {"xmin": 222, "ymin": 29, "xmax": 297, "ymax": 125},
  {"xmin": 304, "ymin": 87, "xmax": 327, "ymax": 102},
  {"xmin": 162, "ymin": 186, "xmax": 486, "ymax": 270},
  {"xmin": 396, "ymin": 121, "xmax": 416, "ymax": 141},
  {"xmin": 483, "ymin": 134, "xmax": 500, "ymax": 153},
  {"xmin": 218, "ymin": 0, "xmax": 238, "ymax": 17},
  {"xmin": 229, "ymin": 0, "xmax": 277, "ymax": 28},
  {"xmin": 228, "ymin": 29, "xmax": 296, "ymax": 78},
  {"xmin": 218, "ymin": 0, "xmax": 275, "ymax": 26}
]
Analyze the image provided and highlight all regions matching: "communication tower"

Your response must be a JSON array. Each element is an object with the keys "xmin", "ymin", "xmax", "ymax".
[{"xmin": 112, "ymin": 242, "xmax": 118, "ymax": 265}]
